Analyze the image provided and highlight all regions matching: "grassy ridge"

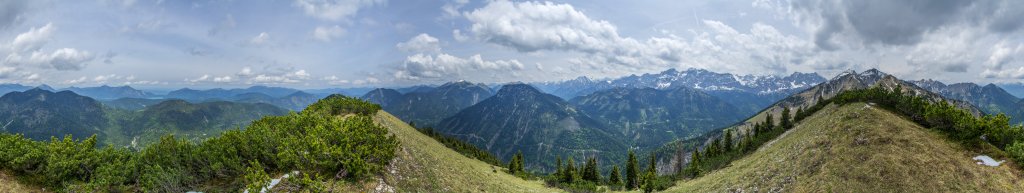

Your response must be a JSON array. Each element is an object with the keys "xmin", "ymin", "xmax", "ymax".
[
  {"xmin": 669, "ymin": 103, "xmax": 1024, "ymax": 192},
  {"xmin": 348, "ymin": 111, "xmax": 559, "ymax": 192}
]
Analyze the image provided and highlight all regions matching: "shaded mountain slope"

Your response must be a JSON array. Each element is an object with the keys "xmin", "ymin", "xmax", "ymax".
[
  {"xmin": 571, "ymin": 87, "xmax": 747, "ymax": 149},
  {"xmin": 122, "ymin": 99, "xmax": 289, "ymax": 145},
  {"xmin": 437, "ymin": 83, "xmax": 627, "ymax": 171},
  {"xmin": 0, "ymin": 89, "xmax": 109, "ymax": 141},
  {"xmin": 669, "ymin": 103, "xmax": 1024, "ymax": 192}
]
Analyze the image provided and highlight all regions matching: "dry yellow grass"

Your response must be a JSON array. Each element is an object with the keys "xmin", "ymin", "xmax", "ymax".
[{"xmin": 667, "ymin": 103, "xmax": 1024, "ymax": 192}]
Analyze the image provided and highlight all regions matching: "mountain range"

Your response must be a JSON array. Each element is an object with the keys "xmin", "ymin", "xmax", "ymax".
[
  {"xmin": 361, "ymin": 81, "xmax": 493, "ymax": 127},
  {"xmin": 0, "ymin": 88, "xmax": 288, "ymax": 147},
  {"xmin": 436, "ymin": 83, "xmax": 628, "ymax": 171},
  {"xmin": 911, "ymin": 80, "xmax": 1024, "ymax": 123},
  {"xmin": 3, "ymin": 68, "xmax": 1024, "ymax": 192},
  {"xmin": 532, "ymin": 68, "xmax": 826, "ymax": 99}
]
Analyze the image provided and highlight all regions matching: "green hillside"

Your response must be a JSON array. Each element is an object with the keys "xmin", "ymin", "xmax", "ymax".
[
  {"xmin": 325, "ymin": 111, "xmax": 559, "ymax": 192},
  {"xmin": 668, "ymin": 103, "xmax": 1024, "ymax": 192}
]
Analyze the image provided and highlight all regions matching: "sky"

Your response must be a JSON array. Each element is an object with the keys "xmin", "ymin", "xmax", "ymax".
[{"xmin": 0, "ymin": 0, "xmax": 1022, "ymax": 89}]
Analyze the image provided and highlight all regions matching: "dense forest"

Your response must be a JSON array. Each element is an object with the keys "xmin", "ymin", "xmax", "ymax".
[{"xmin": 0, "ymin": 95, "xmax": 399, "ymax": 192}]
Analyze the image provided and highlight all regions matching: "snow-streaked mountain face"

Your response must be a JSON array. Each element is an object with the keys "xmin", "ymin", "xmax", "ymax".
[{"xmin": 533, "ymin": 68, "xmax": 827, "ymax": 100}]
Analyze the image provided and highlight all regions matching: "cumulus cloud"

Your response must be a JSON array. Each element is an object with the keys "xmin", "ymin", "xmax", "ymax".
[
  {"xmin": 394, "ymin": 53, "xmax": 524, "ymax": 80},
  {"xmin": 293, "ymin": 0, "xmax": 385, "ymax": 21},
  {"xmin": 237, "ymin": 66, "xmax": 254, "ymax": 77},
  {"xmin": 10, "ymin": 22, "xmax": 55, "ymax": 52},
  {"xmin": 464, "ymin": 1, "xmax": 626, "ymax": 53},
  {"xmin": 28, "ymin": 48, "xmax": 95, "ymax": 70},
  {"xmin": 440, "ymin": 0, "xmax": 469, "ymax": 18},
  {"xmin": 775, "ymin": 0, "xmax": 1024, "ymax": 49},
  {"xmin": 2, "ymin": 23, "xmax": 96, "ymax": 71},
  {"xmin": 396, "ymin": 33, "xmax": 441, "ymax": 53},
  {"xmin": 460, "ymin": 1, "xmax": 817, "ymax": 75},
  {"xmin": 313, "ymin": 25, "xmax": 345, "ymax": 42}
]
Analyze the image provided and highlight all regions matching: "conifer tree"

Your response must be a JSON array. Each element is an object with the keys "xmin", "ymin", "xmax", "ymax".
[
  {"xmin": 781, "ymin": 107, "xmax": 792, "ymax": 129},
  {"xmin": 508, "ymin": 151, "xmax": 524, "ymax": 174},
  {"xmin": 642, "ymin": 153, "xmax": 658, "ymax": 193},
  {"xmin": 609, "ymin": 165, "xmax": 622, "ymax": 185},
  {"xmin": 626, "ymin": 150, "xmax": 639, "ymax": 189},
  {"xmin": 563, "ymin": 157, "xmax": 577, "ymax": 183},
  {"xmin": 765, "ymin": 113, "xmax": 775, "ymax": 130},
  {"xmin": 554, "ymin": 156, "xmax": 563, "ymax": 178},
  {"xmin": 583, "ymin": 157, "xmax": 599, "ymax": 182},
  {"xmin": 723, "ymin": 129, "xmax": 733, "ymax": 152},
  {"xmin": 691, "ymin": 147, "xmax": 702, "ymax": 176},
  {"xmin": 645, "ymin": 153, "xmax": 656, "ymax": 176}
]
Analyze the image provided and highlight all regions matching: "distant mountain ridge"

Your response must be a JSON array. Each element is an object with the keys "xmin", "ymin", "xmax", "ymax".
[
  {"xmin": 912, "ymin": 80, "xmax": 1024, "ymax": 124},
  {"xmin": 64, "ymin": 85, "xmax": 155, "ymax": 99},
  {"xmin": 166, "ymin": 85, "xmax": 301, "ymax": 100},
  {"xmin": 532, "ymin": 68, "xmax": 827, "ymax": 100},
  {"xmin": 362, "ymin": 81, "xmax": 494, "ymax": 127},
  {"xmin": 0, "ymin": 88, "xmax": 288, "ymax": 147}
]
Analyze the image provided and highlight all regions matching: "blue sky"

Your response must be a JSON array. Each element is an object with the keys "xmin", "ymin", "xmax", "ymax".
[{"xmin": 0, "ymin": 0, "xmax": 1022, "ymax": 89}]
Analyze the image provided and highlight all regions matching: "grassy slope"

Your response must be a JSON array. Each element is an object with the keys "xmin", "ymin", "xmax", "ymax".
[
  {"xmin": 0, "ymin": 171, "xmax": 46, "ymax": 193},
  {"xmin": 331, "ymin": 111, "xmax": 560, "ymax": 192},
  {"xmin": 668, "ymin": 103, "xmax": 1024, "ymax": 192}
]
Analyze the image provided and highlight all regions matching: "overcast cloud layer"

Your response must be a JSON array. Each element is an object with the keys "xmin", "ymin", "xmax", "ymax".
[{"xmin": 0, "ymin": 0, "xmax": 1021, "ymax": 89}]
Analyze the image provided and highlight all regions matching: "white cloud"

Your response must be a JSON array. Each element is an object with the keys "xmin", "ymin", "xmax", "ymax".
[
  {"xmin": 293, "ymin": 0, "xmax": 385, "ymax": 21},
  {"xmin": 10, "ymin": 22, "xmax": 54, "ymax": 52},
  {"xmin": 249, "ymin": 32, "xmax": 270, "ymax": 45},
  {"xmin": 352, "ymin": 77, "xmax": 379, "ymax": 85},
  {"xmin": 33, "ymin": 48, "xmax": 94, "ymax": 70},
  {"xmin": 245, "ymin": 68, "xmax": 311, "ymax": 84},
  {"xmin": 212, "ymin": 75, "xmax": 233, "ymax": 83},
  {"xmin": 441, "ymin": 0, "xmax": 469, "ymax": 18},
  {"xmin": 2, "ymin": 23, "xmax": 96, "ymax": 71},
  {"xmin": 323, "ymin": 75, "xmax": 350, "ymax": 85},
  {"xmin": 464, "ymin": 1, "xmax": 626, "ymax": 53},
  {"xmin": 6, "ymin": 48, "xmax": 95, "ymax": 70},
  {"xmin": 984, "ymin": 67, "xmax": 1024, "ymax": 79},
  {"xmin": 396, "ymin": 33, "xmax": 441, "ymax": 53},
  {"xmin": 313, "ymin": 25, "xmax": 346, "ymax": 42},
  {"xmin": 237, "ymin": 66, "xmax": 254, "ymax": 77},
  {"xmin": 64, "ymin": 76, "xmax": 87, "ymax": 84},
  {"xmin": 395, "ymin": 53, "xmax": 524, "ymax": 80},
  {"xmin": 460, "ymin": 1, "xmax": 819, "ymax": 75},
  {"xmin": 186, "ymin": 74, "xmax": 210, "ymax": 83},
  {"xmin": 91, "ymin": 74, "xmax": 138, "ymax": 84}
]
